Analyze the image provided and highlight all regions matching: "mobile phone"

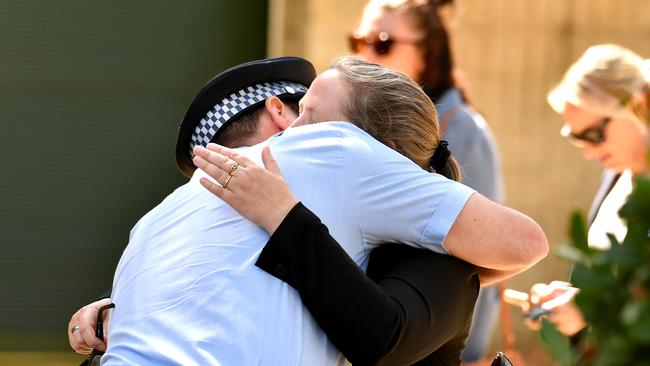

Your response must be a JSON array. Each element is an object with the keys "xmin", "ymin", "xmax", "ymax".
[{"xmin": 524, "ymin": 306, "xmax": 552, "ymax": 321}]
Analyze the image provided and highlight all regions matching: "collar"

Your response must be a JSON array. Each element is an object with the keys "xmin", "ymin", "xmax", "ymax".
[{"xmin": 190, "ymin": 168, "xmax": 215, "ymax": 185}]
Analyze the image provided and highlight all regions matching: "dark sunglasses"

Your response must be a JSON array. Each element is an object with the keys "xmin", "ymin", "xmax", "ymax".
[
  {"xmin": 560, "ymin": 117, "xmax": 611, "ymax": 146},
  {"xmin": 348, "ymin": 31, "xmax": 422, "ymax": 55}
]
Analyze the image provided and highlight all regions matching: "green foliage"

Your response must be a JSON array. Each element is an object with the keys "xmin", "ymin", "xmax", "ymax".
[
  {"xmin": 542, "ymin": 176, "xmax": 650, "ymax": 365},
  {"xmin": 539, "ymin": 318, "xmax": 576, "ymax": 366}
]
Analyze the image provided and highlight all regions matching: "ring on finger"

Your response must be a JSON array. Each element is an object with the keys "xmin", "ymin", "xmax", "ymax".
[
  {"xmin": 71, "ymin": 325, "xmax": 80, "ymax": 333},
  {"xmin": 223, "ymin": 174, "xmax": 233, "ymax": 189},
  {"xmin": 229, "ymin": 163, "xmax": 239, "ymax": 175},
  {"xmin": 74, "ymin": 345, "xmax": 92, "ymax": 353}
]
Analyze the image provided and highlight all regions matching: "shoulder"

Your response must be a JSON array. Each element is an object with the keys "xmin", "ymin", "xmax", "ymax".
[
  {"xmin": 272, "ymin": 121, "xmax": 374, "ymax": 144},
  {"xmin": 269, "ymin": 121, "xmax": 390, "ymax": 160},
  {"xmin": 446, "ymin": 105, "xmax": 487, "ymax": 137},
  {"xmin": 445, "ymin": 106, "xmax": 497, "ymax": 152},
  {"xmin": 437, "ymin": 88, "xmax": 483, "ymax": 135},
  {"xmin": 127, "ymin": 180, "xmax": 199, "ymax": 237}
]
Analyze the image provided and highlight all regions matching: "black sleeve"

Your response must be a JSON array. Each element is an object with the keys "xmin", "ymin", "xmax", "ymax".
[
  {"xmin": 256, "ymin": 203, "xmax": 479, "ymax": 366},
  {"xmin": 367, "ymin": 244, "xmax": 478, "ymax": 366}
]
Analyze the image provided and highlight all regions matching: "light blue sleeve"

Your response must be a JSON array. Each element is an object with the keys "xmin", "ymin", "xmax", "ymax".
[{"xmin": 336, "ymin": 123, "xmax": 475, "ymax": 254}]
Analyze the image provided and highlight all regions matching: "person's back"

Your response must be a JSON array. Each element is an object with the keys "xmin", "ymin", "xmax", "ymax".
[
  {"xmin": 105, "ymin": 157, "xmax": 341, "ymax": 365},
  {"xmin": 103, "ymin": 122, "xmax": 475, "ymax": 365}
]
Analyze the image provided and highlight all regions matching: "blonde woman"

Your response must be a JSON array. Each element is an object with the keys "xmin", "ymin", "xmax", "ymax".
[{"xmin": 527, "ymin": 44, "xmax": 649, "ymax": 337}]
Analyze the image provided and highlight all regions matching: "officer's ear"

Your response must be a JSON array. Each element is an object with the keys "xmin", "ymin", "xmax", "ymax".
[{"xmin": 264, "ymin": 96, "xmax": 292, "ymax": 131}]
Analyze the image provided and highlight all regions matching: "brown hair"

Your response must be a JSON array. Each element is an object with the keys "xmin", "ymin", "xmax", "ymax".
[
  {"xmin": 331, "ymin": 56, "xmax": 462, "ymax": 181},
  {"xmin": 370, "ymin": 0, "xmax": 455, "ymax": 101}
]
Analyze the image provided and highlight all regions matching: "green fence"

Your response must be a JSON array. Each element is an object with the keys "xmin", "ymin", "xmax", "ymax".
[{"xmin": 0, "ymin": 0, "xmax": 268, "ymax": 351}]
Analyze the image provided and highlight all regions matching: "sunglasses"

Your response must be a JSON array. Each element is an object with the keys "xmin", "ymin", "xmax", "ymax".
[
  {"xmin": 560, "ymin": 117, "xmax": 611, "ymax": 146},
  {"xmin": 348, "ymin": 31, "xmax": 422, "ymax": 55}
]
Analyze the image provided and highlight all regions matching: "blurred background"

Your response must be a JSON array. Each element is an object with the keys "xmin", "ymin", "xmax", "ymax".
[{"xmin": 0, "ymin": 0, "xmax": 648, "ymax": 364}]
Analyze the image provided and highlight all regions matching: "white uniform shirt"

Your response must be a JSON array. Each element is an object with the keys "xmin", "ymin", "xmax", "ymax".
[
  {"xmin": 588, "ymin": 169, "xmax": 633, "ymax": 250},
  {"xmin": 102, "ymin": 122, "xmax": 475, "ymax": 365}
]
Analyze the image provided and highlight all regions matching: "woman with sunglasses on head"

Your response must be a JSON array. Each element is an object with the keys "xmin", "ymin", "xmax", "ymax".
[
  {"xmin": 350, "ymin": 0, "xmax": 505, "ymax": 362},
  {"xmin": 524, "ymin": 44, "xmax": 649, "ymax": 339}
]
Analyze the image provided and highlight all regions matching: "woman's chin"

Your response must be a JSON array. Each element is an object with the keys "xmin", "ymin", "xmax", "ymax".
[
  {"xmin": 598, "ymin": 155, "xmax": 615, "ymax": 169},
  {"xmin": 601, "ymin": 158, "xmax": 625, "ymax": 172}
]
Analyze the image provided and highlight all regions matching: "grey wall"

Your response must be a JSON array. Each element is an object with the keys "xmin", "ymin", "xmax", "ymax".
[{"xmin": 0, "ymin": 0, "xmax": 268, "ymax": 350}]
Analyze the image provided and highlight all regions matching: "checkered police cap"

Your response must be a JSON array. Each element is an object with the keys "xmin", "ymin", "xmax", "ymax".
[
  {"xmin": 175, "ymin": 57, "xmax": 316, "ymax": 177},
  {"xmin": 189, "ymin": 81, "xmax": 308, "ymax": 157}
]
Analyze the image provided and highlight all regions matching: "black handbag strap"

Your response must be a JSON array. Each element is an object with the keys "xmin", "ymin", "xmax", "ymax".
[{"xmin": 95, "ymin": 303, "xmax": 115, "ymax": 340}]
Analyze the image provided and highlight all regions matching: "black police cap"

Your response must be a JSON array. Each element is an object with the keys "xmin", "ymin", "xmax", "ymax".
[{"xmin": 175, "ymin": 56, "xmax": 316, "ymax": 177}]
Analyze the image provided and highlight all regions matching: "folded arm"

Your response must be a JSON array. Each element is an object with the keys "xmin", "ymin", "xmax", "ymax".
[{"xmin": 443, "ymin": 193, "xmax": 549, "ymax": 285}]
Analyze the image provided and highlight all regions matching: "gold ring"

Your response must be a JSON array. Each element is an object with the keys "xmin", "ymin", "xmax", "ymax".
[
  {"xmin": 229, "ymin": 163, "xmax": 239, "ymax": 175},
  {"xmin": 223, "ymin": 174, "xmax": 233, "ymax": 189}
]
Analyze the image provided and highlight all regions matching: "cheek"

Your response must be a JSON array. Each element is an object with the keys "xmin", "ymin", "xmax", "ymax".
[
  {"xmin": 606, "ymin": 128, "xmax": 644, "ymax": 164},
  {"xmin": 356, "ymin": 46, "xmax": 424, "ymax": 81},
  {"xmin": 357, "ymin": 48, "xmax": 378, "ymax": 63},
  {"xmin": 359, "ymin": 52, "xmax": 397, "ymax": 73},
  {"xmin": 410, "ymin": 48, "xmax": 426, "ymax": 80},
  {"xmin": 623, "ymin": 131, "xmax": 647, "ymax": 163},
  {"xmin": 389, "ymin": 47, "xmax": 425, "ymax": 81},
  {"xmin": 581, "ymin": 144, "xmax": 600, "ymax": 159}
]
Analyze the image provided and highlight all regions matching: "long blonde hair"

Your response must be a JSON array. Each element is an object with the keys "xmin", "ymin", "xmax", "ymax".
[{"xmin": 331, "ymin": 56, "xmax": 462, "ymax": 181}]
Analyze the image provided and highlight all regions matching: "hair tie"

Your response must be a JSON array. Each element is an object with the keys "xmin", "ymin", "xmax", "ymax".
[{"xmin": 430, "ymin": 140, "xmax": 450, "ymax": 172}]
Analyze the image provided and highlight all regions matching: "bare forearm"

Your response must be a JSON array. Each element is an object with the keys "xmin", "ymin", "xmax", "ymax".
[{"xmin": 445, "ymin": 194, "xmax": 549, "ymax": 271}]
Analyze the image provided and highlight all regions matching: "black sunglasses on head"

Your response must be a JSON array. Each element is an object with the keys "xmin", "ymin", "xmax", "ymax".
[
  {"xmin": 561, "ymin": 117, "xmax": 611, "ymax": 146},
  {"xmin": 348, "ymin": 31, "xmax": 422, "ymax": 55}
]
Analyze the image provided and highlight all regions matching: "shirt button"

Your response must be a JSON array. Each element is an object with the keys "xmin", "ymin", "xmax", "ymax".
[{"xmin": 274, "ymin": 264, "xmax": 288, "ymax": 278}]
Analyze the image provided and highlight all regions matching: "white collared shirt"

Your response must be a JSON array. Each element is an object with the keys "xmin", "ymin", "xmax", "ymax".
[
  {"xmin": 102, "ymin": 122, "xmax": 475, "ymax": 365},
  {"xmin": 588, "ymin": 169, "xmax": 633, "ymax": 250}
]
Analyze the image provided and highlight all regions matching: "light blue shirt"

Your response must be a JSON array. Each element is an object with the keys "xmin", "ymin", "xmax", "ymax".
[
  {"xmin": 102, "ymin": 122, "xmax": 475, "ymax": 365},
  {"xmin": 437, "ymin": 88, "xmax": 504, "ymax": 203}
]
